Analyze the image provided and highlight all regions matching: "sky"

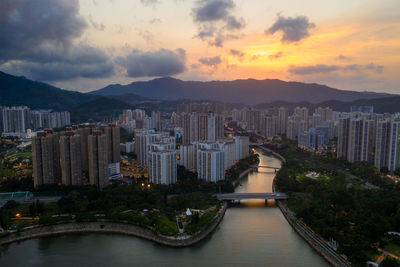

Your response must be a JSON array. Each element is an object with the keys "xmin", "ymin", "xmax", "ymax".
[{"xmin": 0, "ymin": 0, "xmax": 399, "ymax": 93}]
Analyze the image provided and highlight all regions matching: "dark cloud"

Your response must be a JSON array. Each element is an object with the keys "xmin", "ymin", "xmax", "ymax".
[
  {"xmin": 226, "ymin": 16, "xmax": 245, "ymax": 30},
  {"xmin": 229, "ymin": 49, "xmax": 244, "ymax": 58},
  {"xmin": 266, "ymin": 14, "xmax": 315, "ymax": 43},
  {"xmin": 118, "ymin": 49, "xmax": 186, "ymax": 77},
  {"xmin": 289, "ymin": 63, "xmax": 384, "ymax": 75},
  {"xmin": 0, "ymin": 0, "xmax": 86, "ymax": 61},
  {"xmin": 269, "ymin": 51, "xmax": 283, "ymax": 60},
  {"xmin": 193, "ymin": 0, "xmax": 234, "ymax": 22},
  {"xmin": 0, "ymin": 0, "xmax": 114, "ymax": 81},
  {"xmin": 199, "ymin": 56, "xmax": 222, "ymax": 66},
  {"xmin": 1, "ymin": 44, "xmax": 114, "ymax": 81},
  {"xmin": 192, "ymin": 0, "xmax": 246, "ymax": 47}
]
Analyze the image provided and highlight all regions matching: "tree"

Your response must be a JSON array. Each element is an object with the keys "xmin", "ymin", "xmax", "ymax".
[{"xmin": 380, "ymin": 257, "xmax": 400, "ymax": 267}]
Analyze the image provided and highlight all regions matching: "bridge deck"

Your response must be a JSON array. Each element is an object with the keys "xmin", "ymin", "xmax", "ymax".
[{"xmin": 216, "ymin": 192, "xmax": 288, "ymax": 200}]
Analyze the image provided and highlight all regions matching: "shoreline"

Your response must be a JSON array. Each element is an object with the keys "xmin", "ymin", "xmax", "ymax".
[
  {"xmin": 0, "ymin": 160, "xmax": 256, "ymax": 248},
  {"xmin": 264, "ymin": 145, "xmax": 351, "ymax": 267},
  {"xmin": 0, "ymin": 202, "xmax": 228, "ymax": 248}
]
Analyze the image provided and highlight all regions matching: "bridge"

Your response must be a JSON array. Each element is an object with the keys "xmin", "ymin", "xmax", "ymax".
[{"xmin": 216, "ymin": 192, "xmax": 288, "ymax": 201}]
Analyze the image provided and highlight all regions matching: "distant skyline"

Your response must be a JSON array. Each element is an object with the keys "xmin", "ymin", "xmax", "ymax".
[{"xmin": 0, "ymin": 0, "xmax": 399, "ymax": 93}]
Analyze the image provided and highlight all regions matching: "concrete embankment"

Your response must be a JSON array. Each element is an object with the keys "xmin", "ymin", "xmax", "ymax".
[
  {"xmin": 232, "ymin": 168, "xmax": 253, "ymax": 187},
  {"xmin": 266, "ymin": 146, "xmax": 351, "ymax": 267},
  {"xmin": 276, "ymin": 201, "xmax": 351, "ymax": 267},
  {"xmin": 0, "ymin": 203, "xmax": 228, "ymax": 247},
  {"xmin": 257, "ymin": 146, "xmax": 286, "ymax": 164}
]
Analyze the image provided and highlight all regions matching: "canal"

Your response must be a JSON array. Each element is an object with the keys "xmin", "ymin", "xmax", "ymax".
[{"xmin": 0, "ymin": 150, "xmax": 327, "ymax": 266}]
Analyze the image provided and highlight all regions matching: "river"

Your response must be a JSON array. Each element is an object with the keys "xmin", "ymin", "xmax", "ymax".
[{"xmin": 0, "ymin": 150, "xmax": 327, "ymax": 266}]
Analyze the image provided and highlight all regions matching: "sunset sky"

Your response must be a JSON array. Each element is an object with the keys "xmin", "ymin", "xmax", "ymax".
[{"xmin": 1, "ymin": 0, "xmax": 399, "ymax": 93}]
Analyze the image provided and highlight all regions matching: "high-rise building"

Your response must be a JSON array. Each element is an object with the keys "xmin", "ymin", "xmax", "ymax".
[
  {"xmin": 60, "ymin": 131, "xmax": 82, "ymax": 186},
  {"xmin": 337, "ymin": 117, "xmax": 350, "ymax": 159},
  {"xmin": 198, "ymin": 114, "xmax": 208, "ymax": 141},
  {"xmin": 388, "ymin": 121, "xmax": 400, "ymax": 171},
  {"xmin": 105, "ymin": 125, "xmax": 120, "ymax": 163},
  {"xmin": 360, "ymin": 120, "xmax": 375, "ymax": 162},
  {"xmin": 294, "ymin": 107, "xmax": 309, "ymax": 121},
  {"xmin": 151, "ymin": 110, "xmax": 160, "ymax": 130},
  {"xmin": 278, "ymin": 107, "xmax": 288, "ymax": 135},
  {"xmin": 374, "ymin": 120, "xmax": 391, "ymax": 170},
  {"xmin": 315, "ymin": 107, "xmax": 333, "ymax": 122},
  {"xmin": 148, "ymin": 150, "xmax": 177, "ymax": 185},
  {"xmin": 1, "ymin": 106, "xmax": 30, "ymax": 133},
  {"xmin": 76, "ymin": 127, "xmax": 91, "ymax": 172},
  {"xmin": 88, "ymin": 130, "xmax": 109, "ymax": 189},
  {"xmin": 32, "ymin": 130, "xmax": 61, "ymax": 188},
  {"xmin": 178, "ymin": 144, "xmax": 195, "ymax": 171},
  {"xmin": 234, "ymin": 136, "xmax": 249, "ymax": 160},
  {"xmin": 197, "ymin": 149, "xmax": 224, "ymax": 182},
  {"xmin": 135, "ymin": 130, "xmax": 163, "ymax": 166},
  {"xmin": 217, "ymin": 140, "xmax": 236, "ymax": 170},
  {"xmin": 261, "ymin": 115, "xmax": 278, "ymax": 138},
  {"xmin": 347, "ymin": 119, "xmax": 364, "ymax": 162}
]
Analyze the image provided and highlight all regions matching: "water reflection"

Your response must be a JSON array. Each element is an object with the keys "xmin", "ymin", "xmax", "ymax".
[{"xmin": 0, "ymin": 151, "xmax": 328, "ymax": 267}]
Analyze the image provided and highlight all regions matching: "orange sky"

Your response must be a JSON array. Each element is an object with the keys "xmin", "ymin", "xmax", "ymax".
[{"xmin": 2, "ymin": 0, "xmax": 399, "ymax": 94}]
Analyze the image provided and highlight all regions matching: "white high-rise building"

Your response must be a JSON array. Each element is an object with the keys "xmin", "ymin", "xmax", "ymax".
[
  {"xmin": 197, "ymin": 149, "xmax": 224, "ymax": 182},
  {"xmin": 148, "ymin": 150, "xmax": 177, "ymax": 185},
  {"xmin": 135, "ymin": 130, "xmax": 162, "ymax": 166},
  {"xmin": 388, "ymin": 121, "xmax": 400, "ymax": 171},
  {"xmin": 261, "ymin": 115, "xmax": 278, "ymax": 138},
  {"xmin": 234, "ymin": 136, "xmax": 249, "ymax": 160},
  {"xmin": 217, "ymin": 140, "xmax": 236, "ymax": 170},
  {"xmin": 374, "ymin": 120, "xmax": 391, "ymax": 170}
]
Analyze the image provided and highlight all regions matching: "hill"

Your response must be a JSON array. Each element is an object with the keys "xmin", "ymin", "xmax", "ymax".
[
  {"xmin": 0, "ymin": 71, "xmax": 139, "ymax": 122},
  {"xmin": 91, "ymin": 77, "xmax": 396, "ymax": 105}
]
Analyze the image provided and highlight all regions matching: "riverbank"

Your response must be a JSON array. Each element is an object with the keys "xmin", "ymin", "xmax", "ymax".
[
  {"xmin": 232, "ymin": 168, "xmax": 253, "ymax": 187},
  {"xmin": 265, "ymin": 145, "xmax": 351, "ymax": 267},
  {"xmin": 276, "ymin": 201, "xmax": 351, "ymax": 267},
  {"xmin": 0, "ymin": 202, "xmax": 228, "ymax": 248}
]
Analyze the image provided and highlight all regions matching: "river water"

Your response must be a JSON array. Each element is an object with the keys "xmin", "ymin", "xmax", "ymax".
[{"xmin": 0, "ymin": 150, "xmax": 327, "ymax": 266}]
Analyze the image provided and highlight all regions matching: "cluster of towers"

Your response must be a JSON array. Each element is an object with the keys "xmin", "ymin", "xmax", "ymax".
[{"xmin": 32, "ymin": 124, "xmax": 120, "ymax": 189}]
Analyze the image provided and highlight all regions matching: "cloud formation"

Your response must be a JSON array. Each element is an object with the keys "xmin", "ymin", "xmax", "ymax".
[
  {"xmin": 288, "ymin": 63, "xmax": 384, "ymax": 75},
  {"xmin": 199, "ymin": 56, "xmax": 222, "ymax": 66},
  {"xmin": 118, "ymin": 49, "xmax": 186, "ymax": 77},
  {"xmin": 229, "ymin": 49, "xmax": 244, "ymax": 58},
  {"xmin": 266, "ymin": 14, "xmax": 315, "ymax": 43},
  {"xmin": 192, "ymin": 0, "xmax": 246, "ymax": 47},
  {"xmin": 0, "ymin": 0, "xmax": 114, "ymax": 81}
]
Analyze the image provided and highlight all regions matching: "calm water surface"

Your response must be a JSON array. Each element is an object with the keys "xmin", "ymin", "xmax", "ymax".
[{"xmin": 0, "ymin": 151, "xmax": 327, "ymax": 266}]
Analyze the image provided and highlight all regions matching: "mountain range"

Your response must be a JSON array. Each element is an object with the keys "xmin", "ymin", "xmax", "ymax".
[
  {"xmin": 91, "ymin": 77, "xmax": 396, "ymax": 105},
  {"xmin": 1, "ymin": 71, "xmax": 399, "ymax": 122},
  {"xmin": 0, "ymin": 71, "xmax": 142, "ymax": 122}
]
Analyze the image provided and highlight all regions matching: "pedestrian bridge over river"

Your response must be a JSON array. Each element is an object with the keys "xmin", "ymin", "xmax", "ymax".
[{"xmin": 216, "ymin": 192, "xmax": 288, "ymax": 201}]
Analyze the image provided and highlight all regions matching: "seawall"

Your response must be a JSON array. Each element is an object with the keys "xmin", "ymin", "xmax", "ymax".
[{"xmin": 0, "ymin": 202, "xmax": 228, "ymax": 248}]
